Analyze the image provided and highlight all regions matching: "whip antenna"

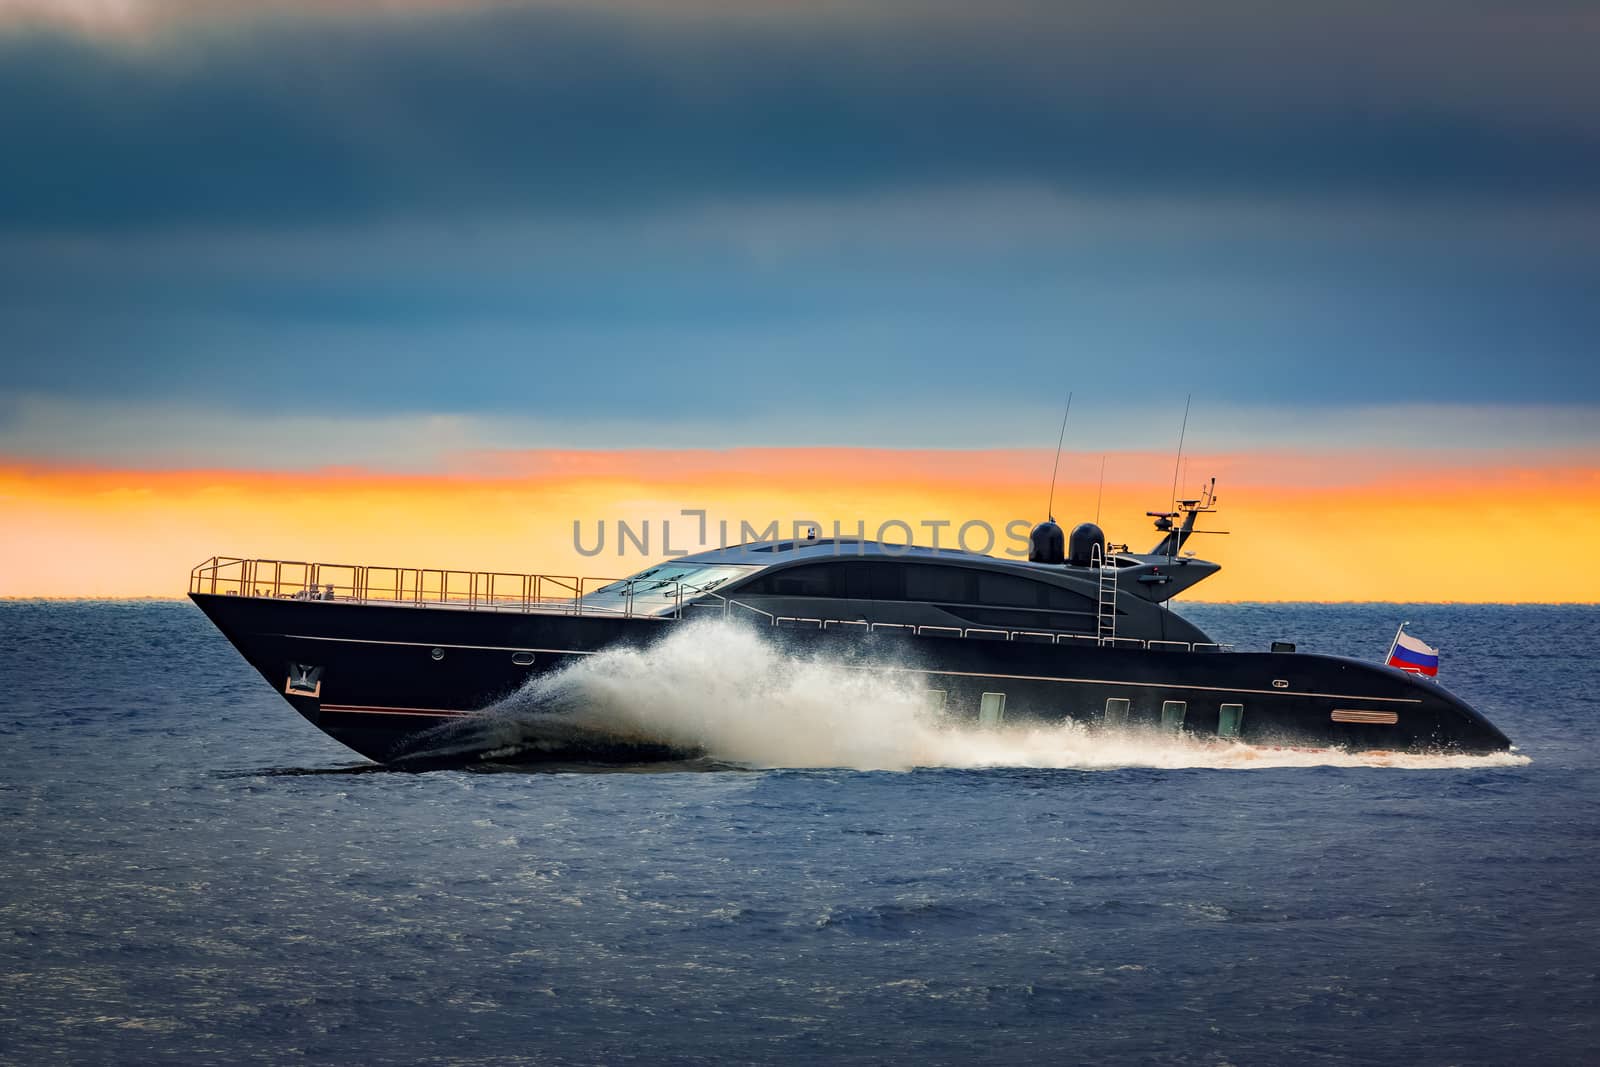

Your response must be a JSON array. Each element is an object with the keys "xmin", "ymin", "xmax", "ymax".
[
  {"xmin": 1045, "ymin": 391, "xmax": 1073, "ymax": 520},
  {"xmin": 1094, "ymin": 453, "xmax": 1107, "ymax": 525},
  {"xmin": 1168, "ymin": 394, "xmax": 1191, "ymax": 511},
  {"xmin": 1167, "ymin": 394, "xmax": 1192, "ymax": 559}
]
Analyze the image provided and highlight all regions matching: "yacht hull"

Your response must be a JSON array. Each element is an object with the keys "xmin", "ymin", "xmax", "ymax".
[{"xmin": 191, "ymin": 593, "xmax": 1512, "ymax": 765}]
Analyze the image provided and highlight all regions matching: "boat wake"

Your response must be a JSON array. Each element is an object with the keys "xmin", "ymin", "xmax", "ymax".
[{"xmin": 389, "ymin": 620, "xmax": 1530, "ymax": 773}]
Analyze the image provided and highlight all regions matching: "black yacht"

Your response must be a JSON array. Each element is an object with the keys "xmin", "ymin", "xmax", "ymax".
[{"xmin": 190, "ymin": 482, "xmax": 1511, "ymax": 764}]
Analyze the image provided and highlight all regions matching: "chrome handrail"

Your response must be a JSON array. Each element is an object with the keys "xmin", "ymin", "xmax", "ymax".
[{"xmin": 188, "ymin": 556, "xmax": 1231, "ymax": 653}]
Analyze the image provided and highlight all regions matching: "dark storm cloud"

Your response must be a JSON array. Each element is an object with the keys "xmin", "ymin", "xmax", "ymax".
[
  {"xmin": 2, "ymin": 1, "xmax": 1598, "ymax": 232},
  {"xmin": 2, "ymin": 0, "xmax": 1597, "ymax": 440}
]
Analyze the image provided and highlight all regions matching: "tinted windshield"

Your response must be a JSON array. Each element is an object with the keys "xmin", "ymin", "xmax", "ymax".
[{"xmin": 580, "ymin": 563, "xmax": 760, "ymax": 615}]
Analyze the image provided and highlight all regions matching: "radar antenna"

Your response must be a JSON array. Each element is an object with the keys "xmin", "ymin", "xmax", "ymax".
[{"xmin": 1148, "ymin": 477, "xmax": 1227, "ymax": 557}]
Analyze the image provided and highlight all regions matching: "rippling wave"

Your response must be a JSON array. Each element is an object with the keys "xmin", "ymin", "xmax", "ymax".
[{"xmin": 4, "ymin": 601, "xmax": 1591, "ymax": 1065}]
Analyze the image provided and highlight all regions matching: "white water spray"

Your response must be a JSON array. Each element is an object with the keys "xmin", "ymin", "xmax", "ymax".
[{"xmin": 462, "ymin": 620, "xmax": 1527, "ymax": 772}]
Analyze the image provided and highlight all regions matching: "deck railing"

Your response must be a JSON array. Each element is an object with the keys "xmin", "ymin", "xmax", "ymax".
[
  {"xmin": 188, "ymin": 556, "xmax": 1230, "ymax": 653},
  {"xmin": 191, "ymin": 556, "xmax": 616, "ymax": 613}
]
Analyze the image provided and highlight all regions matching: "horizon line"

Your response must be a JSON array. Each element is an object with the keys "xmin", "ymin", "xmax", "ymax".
[{"xmin": 6, "ymin": 596, "xmax": 1598, "ymax": 607}]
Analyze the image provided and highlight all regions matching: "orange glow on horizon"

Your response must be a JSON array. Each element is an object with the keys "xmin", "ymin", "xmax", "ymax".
[{"xmin": 2, "ymin": 448, "xmax": 1597, "ymax": 602}]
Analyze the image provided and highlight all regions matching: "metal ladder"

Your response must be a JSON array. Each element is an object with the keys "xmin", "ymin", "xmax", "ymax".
[{"xmin": 1093, "ymin": 542, "xmax": 1117, "ymax": 644}]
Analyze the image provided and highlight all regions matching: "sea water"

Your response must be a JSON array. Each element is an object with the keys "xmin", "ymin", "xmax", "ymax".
[{"xmin": 1, "ymin": 601, "xmax": 1597, "ymax": 1064}]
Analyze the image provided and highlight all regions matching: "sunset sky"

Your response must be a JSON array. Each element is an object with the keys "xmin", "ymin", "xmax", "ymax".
[{"xmin": 1, "ymin": 1, "xmax": 1596, "ymax": 600}]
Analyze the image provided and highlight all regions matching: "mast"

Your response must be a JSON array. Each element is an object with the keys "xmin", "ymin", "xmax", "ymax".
[
  {"xmin": 1384, "ymin": 621, "xmax": 1408, "ymax": 666},
  {"xmin": 1149, "ymin": 477, "xmax": 1218, "ymax": 557}
]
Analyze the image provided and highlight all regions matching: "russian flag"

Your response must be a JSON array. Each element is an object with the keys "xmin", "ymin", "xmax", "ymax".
[{"xmin": 1387, "ymin": 630, "xmax": 1440, "ymax": 677}]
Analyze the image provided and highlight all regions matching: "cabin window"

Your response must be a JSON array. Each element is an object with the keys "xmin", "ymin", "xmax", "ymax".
[
  {"xmin": 733, "ymin": 560, "xmax": 1094, "ymax": 621},
  {"xmin": 979, "ymin": 692, "xmax": 1006, "ymax": 726},
  {"xmin": 905, "ymin": 565, "xmax": 974, "ymax": 603},
  {"xmin": 1219, "ymin": 703, "xmax": 1244, "ymax": 738},
  {"xmin": 1161, "ymin": 700, "xmax": 1186, "ymax": 731},
  {"xmin": 740, "ymin": 563, "xmax": 843, "ymax": 598},
  {"xmin": 841, "ymin": 561, "xmax": 906, "ymax": 600},
  {"xmin": 1104, "ymin": 696, "xmax": 1130, "ymax": 726},
  {"xmin": 925, "ymin": 689, "xmax": 947, "ymax": 711},
  {"xmin": 769, "ymin": 565, "xmax": 838, "ymax": 597}
]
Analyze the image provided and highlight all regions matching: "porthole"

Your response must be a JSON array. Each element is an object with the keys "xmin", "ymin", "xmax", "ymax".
[
  {"xmin": 430, "ymin": 647, "xmax": 444, "ymax": 661},
  {"xmin": 512, "ymin": 652, "xmax": 536, "ymax": 666}
]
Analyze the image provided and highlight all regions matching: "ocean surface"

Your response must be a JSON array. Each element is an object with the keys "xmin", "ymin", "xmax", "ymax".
[{"xmin": 2, "ymin": 600, "xmax": 1598, "ymax": 1065}]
